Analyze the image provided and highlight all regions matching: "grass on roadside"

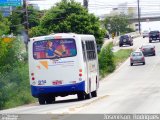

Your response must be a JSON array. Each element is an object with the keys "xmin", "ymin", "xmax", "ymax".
[
  {"xmin": 99, "ymin": 43, "xmax": 115, "ymax": 79},
  {"xmin": 114, "ymin": 49, "xmax": 133, "ymax": 66},
  {"xmin": 99, "ymin": 46, "xmax": 133, "ymax": 79},
  {"xmin": 0, "ymin": 63, "xmax": 36, "ymax": 110}
]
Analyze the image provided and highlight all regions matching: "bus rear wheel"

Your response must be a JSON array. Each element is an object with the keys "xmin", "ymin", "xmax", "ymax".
[
  {"xmin": 46, "ymin": 96, "xmax": 55, "ymax": 104},
  {"xmin": 38, "ymin": 97, "xmax": 45, "ymax": 105}
]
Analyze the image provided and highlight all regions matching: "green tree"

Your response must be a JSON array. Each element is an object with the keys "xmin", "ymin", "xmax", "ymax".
[
  {"xmin": 9, "ymin": 6, "xmax": 41, "ymax": 34},
  {"xmin": 28, "ymin": 6, "xmax": 41, "ymax": 28},
  {"xmin": 0, "ymin": 37, "xmax": 23, "ymax": 72},
  {"xmin": 9, "ymin": 7, "xmax": 24, "ymax": 34},
  {"xmin": 29, "ymin": 26, "xmax": 48, "ymax": 37},
  {"xmin": 31, "ymin": 0, "xmax": 105, "ymax": 45},
  {"xmin": 0, "ymin": 13, "xmax": 10, "ymax": 36},
  {"xmin": 104, "ymin": 14, "xmax": 133, "ymax": 35}
]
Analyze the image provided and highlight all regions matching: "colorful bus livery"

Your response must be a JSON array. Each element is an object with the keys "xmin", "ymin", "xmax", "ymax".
[
  {"xmin": 28, "ymin": 33, "xmax": 99, "ymax": 105},
  {"xmin": 33, "ymin": 38, "xmax": 77, "ymax": 59}
]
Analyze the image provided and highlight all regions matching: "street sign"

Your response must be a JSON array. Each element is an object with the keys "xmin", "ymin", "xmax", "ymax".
[
  {"xmin": 0, "ymin": 0, "xmax": 22, "ymax": 6},
  {"xmin": 0, "ymin": 0, "xmax": 21, "ymax": 3}
]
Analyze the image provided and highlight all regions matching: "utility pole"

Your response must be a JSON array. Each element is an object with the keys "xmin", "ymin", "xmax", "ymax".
[
  {"xmin": 83, "ymin": 0, "xmax": 88, "ymax": 10},
  {"xmin": 23, "ymin": 0, "xmax": 29, "ymax": 51},
  {"xmin": 137, "ymin": 0, "xmax": 141, "ymax": 34},
  {"xmin": 23, "ymin": 0, "xmax": 29, "ymax": 32}
]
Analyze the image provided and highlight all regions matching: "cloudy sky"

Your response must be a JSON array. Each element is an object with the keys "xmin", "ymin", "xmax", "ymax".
[
  {"xmin": 29, "ymin": 0, "xmax": 135, "ymax": 14},
  {"xmin": 29, "ymin": 0, "xmax": 160, "ymax": 31},
  {"xmin": 29, "ymin": 0, "xmax": 160, "ymax": 16}
]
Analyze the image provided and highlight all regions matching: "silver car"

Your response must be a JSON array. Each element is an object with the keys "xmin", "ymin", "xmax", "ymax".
[
  {"xmin": 130, "ymin": 51, "xmax": 145, "ymax": 66},
  {"xmin": 142, "ymin": 30, "xmax": 149, "ymax": 38},
  {"xmin": 140, "ymin": 44, "xmax": 155, "ymax": 56}
]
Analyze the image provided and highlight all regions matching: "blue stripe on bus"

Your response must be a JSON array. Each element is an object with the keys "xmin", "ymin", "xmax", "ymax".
[{"xmin": 31, "ymin": 81, "xmax": 85, "ymax": 97}]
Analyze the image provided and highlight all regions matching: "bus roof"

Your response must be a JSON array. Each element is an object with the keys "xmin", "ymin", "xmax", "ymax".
[{"xmin": 30, "ymin": 33, "xmax": 95, "ymax": 41}]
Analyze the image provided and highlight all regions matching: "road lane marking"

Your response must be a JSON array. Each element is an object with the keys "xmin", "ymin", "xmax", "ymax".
[{"xmin": 68, "ymin": 95, "xmax": 109, "ymax": 112}]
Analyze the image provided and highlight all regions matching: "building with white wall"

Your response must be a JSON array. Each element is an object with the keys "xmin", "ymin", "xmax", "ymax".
[
  {"xmin": 110, "ymin": 2, "xmax": 138, "ymax": 31},
  {"xmin": 110, "ymin": 2, "xmax": 137, "ymax": 17}
]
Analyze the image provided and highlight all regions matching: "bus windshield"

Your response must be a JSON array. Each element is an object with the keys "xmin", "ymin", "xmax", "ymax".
[{"xmin": 33, "ymin": 38, "xmax": 77, "ymax": 59}]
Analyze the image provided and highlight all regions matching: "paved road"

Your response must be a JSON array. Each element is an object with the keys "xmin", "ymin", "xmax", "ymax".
[
  {"xmin": 1, "ymin": 37, "xmax": 159, "ymax": 115},
  {"xmin": 70, "ymin": 37, "xmax": 160, "ymax": 114}
]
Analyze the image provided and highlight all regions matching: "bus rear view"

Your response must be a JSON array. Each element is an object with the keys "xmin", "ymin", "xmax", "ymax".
[{"xmin": 28, "ymin": 33, "xmax": 99, "ymax": 104}]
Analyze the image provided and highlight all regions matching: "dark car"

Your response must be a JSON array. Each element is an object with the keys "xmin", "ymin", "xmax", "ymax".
[
  {"xmin": 140, "ymin": 44, "xmax": 155, "ymax": 56},
  {"xmin": 149, "ymin": 31, "xmax": 160, "ymax": 43},
  {"xmin": 119, "ymin": 35, "xmax": 133, "ymax": 47}
]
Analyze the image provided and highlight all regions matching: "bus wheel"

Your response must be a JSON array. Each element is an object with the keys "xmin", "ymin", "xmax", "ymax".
[
  {"xmin": 85, "ymin": 92, "xmax": 92, "ymax": 99},
  {"xmin": 38, "ymin": 97, "xmax": 45, "ymax": 105},
  {"xmin": 46, "ymin": 96, "xmax": 53, "ymax": 104},
  {"xmin": 91, "ymin": 90, "xmax": 97, "ymax": 97},
  {"xmin": 91, "ymin": 77, "xmax": 98, "ymax": 97},
  {"xmin": 77, "ymin": 92, "xmax": 85, "ymax": 100}
]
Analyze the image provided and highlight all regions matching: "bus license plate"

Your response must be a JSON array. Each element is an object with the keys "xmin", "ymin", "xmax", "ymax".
[{"xmin": 52, "ymin": 80, "xmax": 62, "ymax": 85}]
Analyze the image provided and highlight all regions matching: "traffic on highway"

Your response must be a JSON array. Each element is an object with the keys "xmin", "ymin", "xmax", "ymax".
[{"xmin": 1, "ymin": 34, "xmax": 160, "ymax": 114}]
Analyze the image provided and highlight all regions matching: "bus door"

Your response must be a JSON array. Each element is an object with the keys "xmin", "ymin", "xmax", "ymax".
[{"xmin": 82, "ymin": 41, "xmax": 90, "ymax": 93}]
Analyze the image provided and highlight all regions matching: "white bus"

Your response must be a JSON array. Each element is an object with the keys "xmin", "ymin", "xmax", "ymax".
[{"xmin": 28, "ymin": 33, "xmax": 99, "ymax": 104}]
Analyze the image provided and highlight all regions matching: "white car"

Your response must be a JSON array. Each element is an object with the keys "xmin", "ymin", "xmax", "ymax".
[{"xmin": 142, "ymin": 30, "xmax": 149, "ymax": 38}]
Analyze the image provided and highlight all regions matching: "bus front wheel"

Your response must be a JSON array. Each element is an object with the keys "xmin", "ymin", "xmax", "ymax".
[
  {"xmin": 77, "ymin": 92, "xmax": 85, "ymax": 100},
  {"xmin": 85, "ymin": 92, "xmax": 92, "ymax": 99},
  {"xmin": 91, "ymin": 90, "xmax": 97, "ymax": 97},
  {"xmin": 91, "ymin": 77, "xmax": 98, "ymax": 97}
]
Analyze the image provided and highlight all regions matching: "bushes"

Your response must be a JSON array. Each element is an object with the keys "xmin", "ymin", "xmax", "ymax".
[
  {"xmin": 98, "ymin": 43, "xmax": 132, "ymax": 78},
  {"xmin": 1, "ymin": 63, "xmax": 35, "ymax": 109},
  {"xmin": 99, "ymin": 42, "xmax": 116, "ymax": 78},
  {"xmin": 0, "ymin": 37, "xmax": 35, "ymax": 110}
]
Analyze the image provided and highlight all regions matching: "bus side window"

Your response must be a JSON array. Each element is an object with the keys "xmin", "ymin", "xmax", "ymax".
[
  {"xmin": 85, "ymin": 41, "xmax": 96, "ymax": 61},
  {"xmin": 85, "ymin": 41, "xmax": 90, "ymax": 60}
]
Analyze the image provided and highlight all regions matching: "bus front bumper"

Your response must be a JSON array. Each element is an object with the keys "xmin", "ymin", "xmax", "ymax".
[{"xmin": 31, "ymin": 81, "xmax": 85, "ymax": 98}]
